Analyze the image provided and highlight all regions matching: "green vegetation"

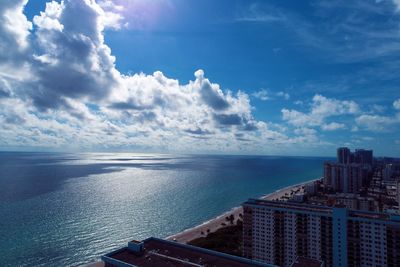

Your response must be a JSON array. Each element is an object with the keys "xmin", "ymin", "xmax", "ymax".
[{"xmin": 188, "ymin": 218, "xmax": 243, "ymax": 257}]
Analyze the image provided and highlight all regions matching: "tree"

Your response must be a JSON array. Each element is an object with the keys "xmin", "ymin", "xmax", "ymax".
[{"xmin": 229, "ymin": 214, "xmax": 235, "ymax": 224}]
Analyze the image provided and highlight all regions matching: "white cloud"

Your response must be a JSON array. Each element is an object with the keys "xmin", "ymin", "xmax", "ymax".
[
  {"xmin": 294, "ymin": 127, "xmax": 317, "ymax": 136},
  {"xmin": 2, "ymin": 0, "xmax": 322, "ymax": 153},
  {"xmin": 252, "ymin": 89, "xmax": 290, "ymax": 101},
  {"xmin": 390, "ymin": 0, "xmax": 400, "ymax": 11},
  {"xmin": 97, "ymin": 0, "xmax": 173, "ymax": 30},
  {"xmin": 311, "ymin": 94, "xmax": 359, "ymax": 117},
  {"xmin": 2, "ymin": 0, "xmax": 396, "ymax": 154},
  {"xmin": 33, "ymin": 1, "xmax": 64, "ymax": 31},
  {"xmin": 282, "ymin": 109, "xmax": 319, "ymax": 127},
  {"xmin": 321, "ymin": 122, "xmax": 346, "ymax": 131},
  {"xmin": 355, "ymin": 114, "xmax": 397, "ymax": 132},
  {"xmin": 282, "ymin": 94, "xmax": 359, "ymax": 130},
  {"xmin": 28, "ymin": 0, "xmax": 121, "ymax": 109},
  {"xmin": 252, "ymin": 89, "xmax": 269, "ymax": 101},
  {"xmin": 394, "ymin": 99, "xmax": 400, "ymax": 110},
  {"xmin": 0, "ymin": 0, "xmax": 33, "ymax": 81},
  {"xmin": 277, "ymin": 91, "xmax": 290, "ymax": 100},
  {"xmin": 0, "ymin": 0, "xmax": 32, "ymax": 51}
]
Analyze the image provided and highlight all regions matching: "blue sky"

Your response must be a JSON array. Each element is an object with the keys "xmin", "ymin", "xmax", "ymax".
[{"xmin": 0, "ymin": 0, "xmax": 400, "ymax": 156}]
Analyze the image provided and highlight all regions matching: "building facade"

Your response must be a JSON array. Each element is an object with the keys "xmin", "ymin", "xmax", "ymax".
[
  {"xmin": 323, "ymin": 163, "xmax": 369, "ymax": 193},
  {"xmin": 337, "ymin": 147, "xmax": 351, "ymax": 165},
  {"xmin": 336, "ymin": 147, "xmax": 373, "ymax": 166},
  {"xmin": 324, "ymin": 147, "xmax": 373, "ymax": 194},
  {"xmin": 397, "ymin": 180, "xmax": 400, "ymax": 210},
  {"xmin": 354, "ymin": 149, "xmax": 373, "ymax": 165},
  {"xmin": 243, "ymin": 199, "xmax": 400, "ymax": 267}
]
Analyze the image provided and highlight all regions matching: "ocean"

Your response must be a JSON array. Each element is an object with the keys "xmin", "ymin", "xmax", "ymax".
[{"xmin": 0, "ymin": 152, "xmax": 329, "ymax": 266}]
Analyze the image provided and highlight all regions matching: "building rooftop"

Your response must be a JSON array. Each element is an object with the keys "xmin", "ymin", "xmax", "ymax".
[
  {"xmin": 102, "ymin": 237, "xmax": 274, "ymax": 267},
  {"xmin": 349, "ymin": 210, "xmax": 390, "ymax": 220},
  {"xmin": 244, "ymin": 198, "xmax": 333, "ymax": 214},
  {"xmin": 245, "ymin": 198, "xmax": 400, "ymax": 222}
]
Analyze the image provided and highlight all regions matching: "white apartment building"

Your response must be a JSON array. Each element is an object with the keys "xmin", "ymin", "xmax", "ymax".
[{"xmin": 243, "ymin": 199, "xmax": 400, "ymax": 267}]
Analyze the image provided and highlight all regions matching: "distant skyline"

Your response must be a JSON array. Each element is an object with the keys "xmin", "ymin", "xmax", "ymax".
[{"xmin": 1, "ymin": 0, "xmax": 400, "ymax": 156}]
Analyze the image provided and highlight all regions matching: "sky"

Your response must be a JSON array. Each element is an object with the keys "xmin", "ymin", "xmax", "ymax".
[{"xmin": 0, "ymin": 0, "xmax": 400, "ymax": 156}]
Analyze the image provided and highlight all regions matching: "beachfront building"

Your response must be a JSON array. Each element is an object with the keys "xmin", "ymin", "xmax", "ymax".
[
  {"xmin": 242, "ymin": 199, "xmax": 400, "ymax": 267},
  {"xmin": 323, "ymin": 163, "xmax": 371, "ymax": 193},
  {"xmin": 398, "ymin": 180, "xmax": 400, "ymax": 210},
  {"xmin": 323, "ymin": 147, "xmax": 373, "ymax": 194},
  {"xmin": 384, "ymin": 163, "xmax": 400, "ymax": 181},
  {"xmin": 336, "ymin": 147, "xmax": 373, "ymax": 166},
  {"xmin": 353, "ymin": 149, "xmax": 373, "ymax": 165},
  {"xmin": 337, "ymin": 147, "xmax": 351, "ymax": 165},
  {"xmin": 325, "ymin": 193, "xmax": 380, "ymax": 212},
  {"xmin": 102, "ymin": 237, "xmax": 276, "ymax": 267}
]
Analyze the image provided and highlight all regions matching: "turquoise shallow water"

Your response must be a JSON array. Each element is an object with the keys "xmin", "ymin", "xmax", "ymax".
[{"xmin": 0, "ymin": 152, "xmax": 329, "ymax": 266}]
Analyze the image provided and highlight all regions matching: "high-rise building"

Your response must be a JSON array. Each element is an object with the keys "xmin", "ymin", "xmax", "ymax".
[
  {"xmin": 354, "ymin": 149, "xmax": 373, "ymax": 165},
  {"xmin": 323, "ymin": 163, "xmax": 368, "ymax": 193},
  {"xmin": 384, "ymin": 164, "xmax": 400, "ymax": 181},
  {"xmin": 384, "ymin": 164, "xmax": 394, "ymax": 181},
  {"xmin": 336, "ymin": 147, "xmax": 373, "ymax": 166},
  {"xmin": 327, "ymin": 194, "xmax": 379, "ymax": 212},
  {"xmin": 323, "ymin": 162, "xmax": 333, "ymax": 188},
  {"xmin": 337, "ymin": 147, "xmax": 351, "ymax": 164},
  {"xmin": 243, "ymin": 199, "xmax": 400, "ymax": 267},
  {"xmin": 397, "ymin": 180, "xmax": 400, "ymax": 209}
]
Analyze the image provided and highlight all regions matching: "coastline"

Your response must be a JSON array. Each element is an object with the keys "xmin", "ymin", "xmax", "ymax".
[{"xmin": 166, "ymin": 178, "xmax": 318, "ymax": 244}]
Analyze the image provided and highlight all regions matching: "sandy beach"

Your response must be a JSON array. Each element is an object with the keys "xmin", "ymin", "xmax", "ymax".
[{"xmin": 166, "ymin": 179, "xmax": 317, "ymax": 244}]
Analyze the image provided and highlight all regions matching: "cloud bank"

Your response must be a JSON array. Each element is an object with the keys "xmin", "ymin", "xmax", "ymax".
[
  {"xmin": 0, "ymin": 0, "xmax": 296, "ymax": 153},
  {"xmin": 0, "ymin": 0, "xmax": 399, "ymax": 154}
]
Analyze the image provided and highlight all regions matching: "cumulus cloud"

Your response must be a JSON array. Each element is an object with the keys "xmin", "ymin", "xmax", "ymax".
[
  {"xmin": 354, "ymin": 98, "xmax": 400, "ymax": 132},
  {"xmin": 282, "ymin": 94, "xmax": 359, "ymax": 130},
  {"xmin": 355, "ymin": 114, "xmax": 398, "ymax": 132},
  {"xmin": 394, "ymin": 99, "xmax": 400, "ymax": 110},
  {"xmin": 28, "ymin": 0, "xmax": 121, "ymax": 110},
  {"xmin": 97, "ymin": 0, "xmax": 173, "ymax": 30},
  {"xmin": 0, "ymin": 0, "xmax": 32, "ymax": 58},
  {"xmin": 311, "ymin": 94, "xmax": 360, "ymax": 116},
  {"xmin": 194, "ymin": 70, "xmax": 230, "ymax": 110},
  {"xmin": 252, "ymin": 89, "xmax": 269, "ymax": 101},
  {"xmin": 321, "ymin": 122, "xmax": 346, "ymax": 131},
  {"xmin": 3, "ymin": 0, "xmax": 394, "ymax": 153},
  {"xmin": 252, "ymin": 89, "xmax": 290, "ymax": 101},
  {"xmin": 390, "ymin": 0, "xmax": 400, "ymax": 11},
  {"xmin": 1, "ymin": 0, "xmax": 311, "ymax": 153},
  {"xmin": 0, "ymin": 0, "xmax": 33, "ymax": 83},
  {"xmin": 277, "ymin": 91, "xmax": 290, "ymax": 100}
]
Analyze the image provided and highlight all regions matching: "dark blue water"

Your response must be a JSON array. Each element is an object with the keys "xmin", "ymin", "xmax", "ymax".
[{"xmin": 0, "ymin": 152, "xmax": 329, "ymax": 266}]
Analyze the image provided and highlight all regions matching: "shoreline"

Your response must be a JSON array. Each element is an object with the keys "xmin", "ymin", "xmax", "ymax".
[{"xmin": 166, "ymin": 178, "xmax": 319, "ymax": 244}]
